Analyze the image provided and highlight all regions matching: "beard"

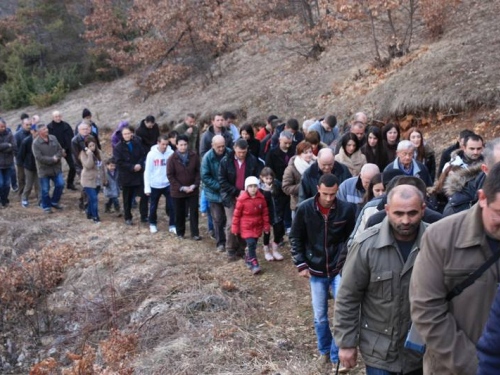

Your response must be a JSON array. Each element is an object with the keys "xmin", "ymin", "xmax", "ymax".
[{"xmin": 392, "ymin": 222, "xmax": 420, "ymax": 237}]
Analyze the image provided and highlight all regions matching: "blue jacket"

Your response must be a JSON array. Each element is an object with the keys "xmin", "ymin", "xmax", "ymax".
[
  {"xmin": 384, "ymin": 158, "xmax": 433, "ymax": 187},
  {"xmin": 201, "ymin": 147, "xmax": 231, "ymax": 203},
  {"xmin": 477, "ymin": 284, "xmax": 500, "ymax": 375}
]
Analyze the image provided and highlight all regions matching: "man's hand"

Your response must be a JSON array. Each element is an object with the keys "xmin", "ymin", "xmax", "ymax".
[
  {"xmin": 133, "ymin": 164, "xmax": 141, "ymax": 172},
  {"xmin": 53, "ymin": 156, "xmax": 59, "ymax": 162},
  {"xmin": 298, "ymin": 269, "xmax": 310, "ymax": 278},
  {"xmin": 186, "ymin": 127, "xmax": 193, "ymax": 135},
  {"xmin": 339, "ymin": 348, "xmax": 357, "ymax": 369},
  {"xmin": 145, "ymin": 193, "xmax": 150, "ymax": 196}
]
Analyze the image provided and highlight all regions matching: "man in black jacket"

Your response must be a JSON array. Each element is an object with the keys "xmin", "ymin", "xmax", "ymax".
[
  {"xmin": 199, "ymin": 113, "xmax": 233, "ymax": 157},
  {"xmin": 113, "ymin": 125, "xmax": 148, "ymax": 225},
  {"xmin": 219, "ymin": 139, "xmax": 261, "ymax": 261},
  {"xmin": 18, "ymin": 125, "xmax": 40, "ymax": 207},
  {"xmin": 290, "ymin": 173, "xmax": 356, "ymax": 372},
  {"xmin": 14, "ymin": 117, "xmax": 32, "ymax": 195},
  {"xmin": 299, "ymin": 148, "xmax": 351, "ymax": 203},
  {"xmin": 136, "ymin": 115, "xmax": 160, "ymax": 152},
  {"xmin": 75, "ymin": 108, "xmax": 101, "ymax": 149},
  {"xmin": 437, "ymin": 129, "xmax": 475, "ymax": 178},
  {"xmin": 48, "ymin": 111, "xmax": 77, "ymax": 190}
]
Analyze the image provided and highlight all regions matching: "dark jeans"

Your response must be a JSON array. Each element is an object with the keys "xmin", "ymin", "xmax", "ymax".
[
  {"xmin": 245, "ymin": 237, "xmax": 258, "ymax": 260},
  {"xmin": 263, "ymin": 222, "xmax": 285, "ymax": 246},
  {"xmin": 11, "ymin": 165, "xmax": 17, "ymax": 189},
  {"xmin": 39, "ymin": 172, "xmax": 64, "ymax": 210},
  {"xmin": 122, "ymin": 185, "xmax": 148, "ymax": 221},
  {"xmin": 105, "ymin": 197, "xmax": 120, "ymax": 210},
  {"xmin": 365, "ymin": 366, "xmax": 423, "ymax": 375},
  {"xmin": 64, "ymin": 152, "xmax": 76, "ymax": 186},
  {"xmin": 174, "ymin": 195, "xmax": 199, "ymax": 237},
  {"xmin": 84, "ymin": 187, "xmax": 99, "ymax": 219},
  {"xmin": 149, "ymin": 186, "xmax": 175, "ymax": 226},
  {"xmin": 0, "ymin": 167, "xmax": 12, "ymax": 205},
  {"xmin": 209, "ymin": 202, "xmax": 227, "ymax": 247}
]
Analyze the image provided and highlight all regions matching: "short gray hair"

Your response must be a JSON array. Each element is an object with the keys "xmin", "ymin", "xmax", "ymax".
[
  {"xmin": 397, "ymin": 140, "xmax": 415, "ymax": 151},
  {"xmin": 280, "ymin": 130, "xmax": 293, "ymax": 140},
  {"xmin": 318, "ymin": 147, "xmax": 334, "ymax": 159},
  {"xmin": 387, "ymin": 185, "xmax": 424, "ymax": 205},
  {"xmin": 483, "ymin": 138, "xmax": 500, "ymax": 169},
  {"xmin": 36, "ymin": 123, "xmax": 47, "ymax": 131}
]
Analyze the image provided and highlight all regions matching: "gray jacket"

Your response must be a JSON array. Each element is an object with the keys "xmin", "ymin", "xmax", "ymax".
[
  {"xmin": 0, "ymin": 130, "xmax": 16, "ymax": 169},
  {"xmin": 32, "ymin": 135, "xmax": 63, "ymax": 178},
  {"xmin": 104, "ymin": 169, "xmax": 120, "ymax": 198}
]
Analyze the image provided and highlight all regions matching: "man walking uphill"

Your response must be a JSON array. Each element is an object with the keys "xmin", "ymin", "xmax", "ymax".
[{"xmin": 290, "ymin": 173, "xmax": 356, "ymax": 373}]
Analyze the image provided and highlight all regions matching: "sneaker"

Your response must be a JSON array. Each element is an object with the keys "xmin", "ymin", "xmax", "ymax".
[
  {"xmin": 11, "ymin": 185, "xmax": 18, "ymax": 193},
  {"xmin": 217, "ymin": 245, "xmax": 226, "ymax": 253},
  {"xmin": 263, "ymin": 246, "xmax": 274, "ymax": 262},
  {"xmin": 272, "ymin": 242, "xmax": 284, "ymax": 261},
  {"xmin": 192, "ymin": 236, "xmax": 202, "ymax": 241},
  {"xmin": 332, "ymin": 362, "xmax": 350, "ymax": 374},
  {"xmin": 249, "ymin": 258, "xmax": 261, "ymax": 275},
  {"xmin": 169, "ymin": 226, "xmax": 177, "ymax": 234},
  {"xmin": 245, "ymin": 256, "xmax": 252, "ymax": 269},
  {"xmin": 150, "ymin": 224, "xmax": 158, "ymax": 234},
  {"xmin": 51, "ymin": 203, "xmax": 63, "ymax": 210},
  {"xmin": 93, "ymin": 217, "xmax": 101, "ymax": 224},
  {"xmin": 286, "ymin": 227, "xmax": 291, "ymax": 236},
  {"xmin": 86, "ymin": 213, "xmax": 92, "ymax": 220},
  {"xmin": 177, "ymin": 234, "xmax": 184, "ymax": 239},
  {"xmin": 140, "ymin": 217, "xmax": 149, "ymax": 223},
  {"xmin": 67, "ymin": 184, "xmax": 78, "ymax": 191},
  {"xmin": 43, "ymin": 208, "xmax": 53, "ymax": 215},
  {"xmin": 125, "ymin": 219, "xmax": 133, "ymax": 226},
  {"xmin": 21, "ymin": 200, "xmax": 29, "ymax": 208},
  {"xmin": 208, "ymin": 230, "xmax": 215, "ymax": 240},
  {"xmin": 227, "ymin": 253, "xmax": 238, "ymax": 263}
]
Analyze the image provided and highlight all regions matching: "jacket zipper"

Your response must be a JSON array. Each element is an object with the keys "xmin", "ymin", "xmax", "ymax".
[{"xmin": 324, "ymin": 213, "xmax": 329, "ymax": 278}]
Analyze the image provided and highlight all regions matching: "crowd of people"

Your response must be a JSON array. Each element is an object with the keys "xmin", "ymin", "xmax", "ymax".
[{"xmin": 1, "ymin": 108, "xmax": 500, "ymax": 374}]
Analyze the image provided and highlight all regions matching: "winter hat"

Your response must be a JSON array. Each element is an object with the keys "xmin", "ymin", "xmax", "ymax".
[
  {"xmin": 245, "ymin": 176, "xmax": 259, "ymax": 190},
  {"xmin": 82, "ymin": 108, "xmax": 92, "ymax": 119}
]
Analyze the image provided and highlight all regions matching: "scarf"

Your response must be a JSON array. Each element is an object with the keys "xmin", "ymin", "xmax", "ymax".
[
  {"xmin": 294, "ymin": 155, "xmax": 313, "ymax": 175},
  {"xmin": 177, "ymin": 150, "xmax": 189, "ymax": 166},
  {"xmin": 338, "ymin": 147, "xmax": 366, "ymax": 176}
]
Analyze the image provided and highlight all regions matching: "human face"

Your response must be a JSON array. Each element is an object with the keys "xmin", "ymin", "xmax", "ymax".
[
  {"xmin": 317, "ymin": 183, "xmax": 338, "ymax": 208},
  {"xmin": 409, "ymin": 131, "xmax": 422, "ymax": 148},
  {"xmin": 397, "ymin": 148, "xmax": 414, "ymax": 168},
  {"xmin": 22, "ymin": 118, "xmax": 32, "ymax": 131},
  {"xmin": 88, "ymin": 142, "xmax": 96, "ymax": 152},
  {"xmin": 79, "ymin": 124, "xmax": 91, "ymax": 137},
  {"xmin": 158, "ymin": 139, "xmax": 169, "ymax": 153},
  {"xmin": 300, "ymin": 148, "xmax": 313, "ymax": 163},
  {"xmin": 479, "ymin": 191, "xmax": 500, "ymax": 240},
  {"xmin": 262, "ymin": 175, "xmax": 273, "ymax": 186},
  {"xmin": 122, "ymin": 128, "xmax": 133, "ymax": 142},
  {"xmin": 464, "ymin": 139, "xmax": 484, "ymax": 160},
  {"xmin": 241, "ymin": 130, "xmax": 250, "ymax": 141},
  {"xmin": 145, "ymin": 121, "xmax": 154, "ymax": 129},
  {"xmin": 247, "ymin": 184, "xmax": 258, "ymax": 197},
  {"xmin": 38, "ymin": 127, "xmax": 49, "ymax": 138},
  {"xmin": 372, "ymin": 182, "xmax": 385, "ymax": 198},
  {"xmin": 234, "ymin": 146, "xmax": 247, "ymax": 161},
  {"xmin": 318, "ymin": 155, "xmax": 334, "ymax": 174},
  {"xmin": 177, "ymin": 140, "xmax": 188, "ymax": 153},
  {"xmin": 279, "ymin": 137, "xmax": 292, "ymax": 152},
  {"xmin": 386, "ymin": 127, "xmax": 398, "ymax": 144},
  {"xmin": 385, "ymin": 193, "xmax": 424, "ymax": 241},
  {"xmin": 185, "ymin": 116, "xmax": 195, "ymax": 127},
  {"xmin": 212, "ymin": 139, "xmax": 226, "ymax": 155},
  {"xmin": 368, "ymin": 133, "xmax": 378, "ymax": 147},
  {"xmin": 212, "ymin": 115, "xmax": 224, "ymax": 131},
  {"xmin": 53, "ymin": 113, "xmax": 62, "ymax": 123},
  {"xmin": 345, "ymin": 140, "xmax": 356, "ymax": 156},
  {"xmin": 360, "ymin": 173, "xmax": 374, "ymax": 191},
  {"xmin": 107, "ymin": 163, "xmax": 116, "ymax": 172},
  {"xmin": 0, "ymin": 122, "xmax": 6, "ymax": 133},
  {"xmin": 351, "ymin": 126, "xmax": 365, "ymax": 141}
]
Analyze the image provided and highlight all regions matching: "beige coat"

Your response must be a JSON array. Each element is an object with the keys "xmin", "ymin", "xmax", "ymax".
[
  {"xmin": 336, "ymin": 147, "xmax": 367, "ymax": 176},
  {"xmin": 80, "ymin": 150, "xmax": 107, "ymax": 189},
  {"xmin": 334, "ymin": 218, "xmax": 425, "ymax": 373},
  {"xmin": 410, "ymin": 203, "xmax": 498, "ymax": 375},
  {"xmin": 282, "ymin": 156, "xmax": 302, "ymax": 210}
]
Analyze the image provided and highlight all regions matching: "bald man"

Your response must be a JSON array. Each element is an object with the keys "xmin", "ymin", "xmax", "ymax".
[
  {"xmin": 201, "ymin": 135, "xmax": 231, "ymax": 252},
  {"xmin": 335, "ymin": 185, "xmax": 426, "ymax": 374},
  {"xmin": 299, "ymin": 148, "xmax": 352, "ymax": 203},
  {"xmin": 337, "ymin": 163, "xmax": 380, "ymax": 204},
  {"xmin": 47, "ymin": 111, "xmax": 77, "ymax": 190}
]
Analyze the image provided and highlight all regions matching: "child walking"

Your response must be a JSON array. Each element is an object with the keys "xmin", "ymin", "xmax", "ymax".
[
  {"xmin": 231, "ymin": 176, "xmax": 270, "ymax": 275},
  {"xmin": 259, "ymin": 167, "xmax": 285, "ymax": 261},
  {"xmin": 80, "ymin": 136, "xmax": 107, "ymax": 223},
  {"xmin": 103, "ymin": 158, "xmax": 121, "ymax": 216}
]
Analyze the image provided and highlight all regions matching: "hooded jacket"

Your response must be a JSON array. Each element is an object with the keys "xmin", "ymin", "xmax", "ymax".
[
  {"xmin": 113, "ymin": 138, "xmax": 146, "ymax": 187},
  {"xmin": 136, "ymin": 120, "xmax": 160, "ymax": 152},
  {"xmin": 442, "ymin": 164, "xmax": 484, "ymax": 216},
  {"xmin": 144, "ymin": 144, "xmax": 174, "ymax": 194},
  {"xmin": 231, "ymin": 190, "xmax": 271, "ymax": 239},
  {"xmin": 201, "ymin": 147, "xmax": 231, "ymax": 203},
  {"xmin": 199, "ymin": 125, "xmax": 233, "ymax": 157}
]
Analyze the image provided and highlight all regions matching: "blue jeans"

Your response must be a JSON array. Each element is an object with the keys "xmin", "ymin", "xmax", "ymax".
[
  {"xmin": 200, "ymin": 189, "xmax": 214, "ymax": 232},
  {"xmin": 245, "ymin": 237, "xmax": 258, "ymax": 260},
  {"xmin": 0, "ymin": 168, "xmax": 13, "ymax": 205},
  {"xmin": 39, "ymin": 173, "xmax": 64, "ymax": 210},
  {"xmin": 310, "ymin": 274, "xmax": 342, "ymax": 363},
  {"xmin": 84, "ymin": 187, "xmax": 99, "ymax": 219},
  {"xmin": 10, "ymin": 165, "xmax": 17, "ymax": 189},
  {"xmin": 149, "ymin": 186, "xmax": 175, "ymax": 226},
  {"xmin": 366, "ymin": 366, "xmax": 423, "ymax": 375}
]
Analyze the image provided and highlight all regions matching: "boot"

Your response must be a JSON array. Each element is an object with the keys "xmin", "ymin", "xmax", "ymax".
[
  {"xmin": 272, "ymin": 242, "xmax": 284, "ymax": 261},
  {"xmin": 263, "ymin": 245, "xmax": 274, "ymax": 262}
]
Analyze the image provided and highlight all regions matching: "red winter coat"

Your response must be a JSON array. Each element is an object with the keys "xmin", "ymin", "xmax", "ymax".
[{"xmin": 231, "ymin": 191, "xmax": 271, "ymax": 239}]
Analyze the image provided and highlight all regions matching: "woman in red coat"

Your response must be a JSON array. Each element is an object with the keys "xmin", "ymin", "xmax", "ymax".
[{"xmin": 231, "ymin": 176, "xmax": 270, "ymax": 274}]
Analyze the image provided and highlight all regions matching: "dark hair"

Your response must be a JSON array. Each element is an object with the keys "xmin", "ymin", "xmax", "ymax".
[
  {"xmin": 145, "ymin": 115, "xmax": 155, "ymax": 123},
  {"xmin": 260, "ymin": 167, "xmax": 275, "ymax": 178},
  {"xmin": 84, "ymin": 136, "xmax": 101, "ymax": 161},
  {"xmin": 267, "ymin": 115, "xmax": 278, "ymax": 124},
  {"xmin": 296, "ymin": 141, "xmax": 313, "ymax": 155},
  {"xmin": 106, "ymin": 157, "xmax": 116, "ymax": 165},
  {"xmin": 341, "ymin": 133, "xmax": 361, "ymax": 155},
  {"xmin": 324, "ymin": 115, "xmax": 337, "ymax": 129},
  {"xmin": 270, "ymin": 119, "xmax": 281, "ymax": 130},
  {"xmin": 212, "ymin": 113, "xmax": 223, "ymax": 121},
  {"xmin": 177, "ymin": 134, "xmax": 189, "ymax": 144},
  {"xmin": 464, "ymin": 134, "xmax": 484, "ymax": 147},
  {"xmin": 240, "ymin": 124, "xmax": 255, "ymax": 139},
  {"xmin": 459, "ymin": 129, "xmax": 475, "ymax": 140},
  {"xmin": 406, "ymin": 127, "xmax": 426, "ymax": 162},
  {"xmin": 286, "ymin": 118, "xmax": 300, "ymax": 132},
  {"xmin": 20, "ymin": 113, "xmax": 29, "ymax": 120},
  {"xmin": 306, "ymin": 130, "xmax": 321, "ymax": 145},
  {"xmin": 318, "ymin": 173, "xmax": 339, "ymax": 188},
  {"xmin": 361, "ymin": 126, "xmax": 386, "ymax": 168},
  {"xmin": 168, "ymin": 130, "xmax": 178, "ymax": 139},
  {"xmin": 122, "ymin": 125, "xmax": 135, "ymax": 134},
  {"xmin": 186, "ymin": 113, "xmax": 196, "ymax": 119},
  {"xmin": 483, "ymin": 162, "xmax": 500, "ymax": 204},
  {"xmin": 158, "ymin": 134, "xmax": 169, "ymax": 142},
  {"xmin": 362, "ymin": 173, "xmax": 383, "ymax": 205},
  {"xmin": 234, "ymin": 138, "xmax": 248, "ymax": 150},
  {"xmin": 382, "ymin": 123, "xmax": 400, "ymax": 144},
  {"xmin": 223, "ymin": 111, "xmax": 236, "ymax": 121}
]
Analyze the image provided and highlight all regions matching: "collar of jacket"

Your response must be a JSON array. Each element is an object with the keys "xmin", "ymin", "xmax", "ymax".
[
  {"xmin": 355, "ymin": 175, "xmax": 366, "ymax": 193},
  {"xmin": 393, "ymin": 157, "xmax": 421, "ymax": 175},
  {"xmin": 456, "ymin": 203, "xmax": 486, "ymax": 249},
  {"xmin": 313, "ymin": 193, "xmax": 337, "ymax": 214},
  {"xmin": 372, "ymin": 216, "xmax": 426, "ymax": 250}
]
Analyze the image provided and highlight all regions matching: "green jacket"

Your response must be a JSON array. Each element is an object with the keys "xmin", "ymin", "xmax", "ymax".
[
  {"xmin": 201, "ymin": 147, "xmax": 230, "ymax": 203},
  {"xmin": 174, "ymin": 122, "xmax": 199, "ymax": 152},
  {"xmin": 334, "ymin": 217, "xmax": 426, "ymax": 373}
]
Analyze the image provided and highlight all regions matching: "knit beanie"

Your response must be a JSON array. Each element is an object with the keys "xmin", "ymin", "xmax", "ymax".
[
  {"xmin": 82, "ymin": 108, "xmax": 92, "ymax": 119},
  {"xmin": 245, "ymin": 176, "xmax": 259, "ymax": 191}
]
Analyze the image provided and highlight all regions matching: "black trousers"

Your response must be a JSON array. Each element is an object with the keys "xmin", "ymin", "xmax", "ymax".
[
  {"xmin": 123, "ymin": 185, "xmax": 148, "ymax": 221},
  {"xmin": 64, "ymin": 152, "xmax": 76, "ymax": 186},
  {"xmin": 174, "ymin": 195, "xmax": 199, "ymax": 237}
]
